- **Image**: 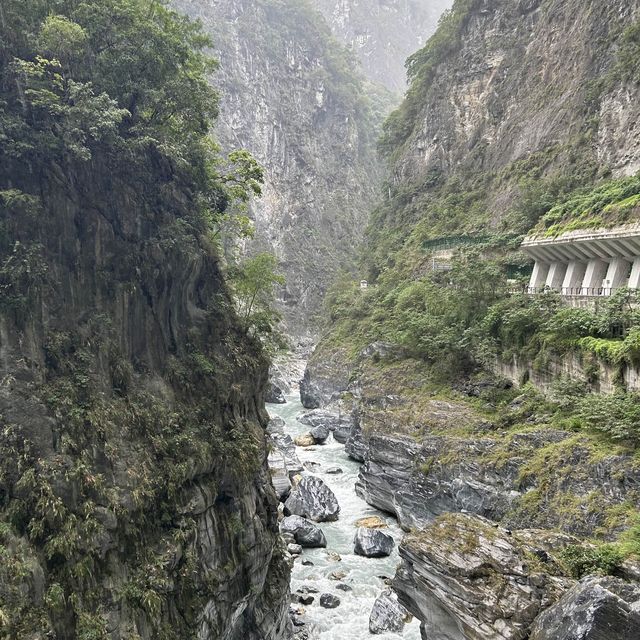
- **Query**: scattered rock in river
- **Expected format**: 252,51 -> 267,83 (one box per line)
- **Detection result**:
336,583 -> 353,592
329,570 -> 347,581
304,461 -> 321,472
294,434 -> 315,447
280,515 -> 327,548
298,594 -> 314,605
529,575 -> 640,640
287,543 -> 303,555
326,551 -> 341,562
302,560 -> 314,566
326,467 -> 343,475
285,476 -> 340,522
354,527 -> 394,558
320,594 -> 341,609
267,415 -> 286,434
310,424 -> 330,444
354,516 -> 387,529
369,589 -> 412,634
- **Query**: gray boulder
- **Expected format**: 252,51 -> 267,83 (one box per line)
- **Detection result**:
354,527 -> 394,558
369,590 -> 411,634
310,425 -> 330,444
267,415 -> 286,435
529,575 -> 640,640
270,433 -> 303,478
285,476 -> 340,522
320,593 -> 341,609
280,515 -> 327,548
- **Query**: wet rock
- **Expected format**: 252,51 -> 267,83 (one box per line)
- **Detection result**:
302,560 -> 314,566
310,424 -> 330,444
298,409 -> 353,438
326,467 -> 343,475
298,594 -> 314,606
354,527 -> 394,558
280,515 -> 327,548
294,434 -> 316,447
287,543 -> 303,555
394,514 -> 575,640
284,476 -> 340,522
320,594 -> 341,609
326,551 -> 341,562
529,575 -> 640,640
282,532 -> 296,544
329,570 -> 347,580
304,461 -> 321,472
354,516 -> 387,529
266,381 -> 286,404
336,583 -> 352,592
369,589 -> 411,634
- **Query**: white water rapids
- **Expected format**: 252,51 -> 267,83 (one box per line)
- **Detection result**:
268,395 -> 421,640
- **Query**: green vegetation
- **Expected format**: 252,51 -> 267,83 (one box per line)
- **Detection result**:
560,544 -> 624,579
0,1 -> 278,637
536,174 -> 640,236
229,252 -> 287,350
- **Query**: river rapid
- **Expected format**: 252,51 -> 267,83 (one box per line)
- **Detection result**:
268,395 -> 421,640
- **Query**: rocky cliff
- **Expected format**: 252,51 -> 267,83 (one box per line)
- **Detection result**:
172,0 -> 384,341
0,2 -> 290,637
315,0 -> 452,94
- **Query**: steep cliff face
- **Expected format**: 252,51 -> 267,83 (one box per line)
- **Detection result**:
173,0 -> 383,341
369,0 -> 640,259
315,0 -> 452,94
0,2 -> 290,637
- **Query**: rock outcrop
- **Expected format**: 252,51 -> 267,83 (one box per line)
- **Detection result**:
281,515 -> 327,548
369,589 -> 412,634
394,514 -> 576,640
353,527 -> 395,558
529,576 -> 640,640
284,476 -> 341,522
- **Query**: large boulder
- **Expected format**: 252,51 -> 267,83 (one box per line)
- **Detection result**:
333,425 -> 351,444
369,590 -> 411,634
529,576 -> 640,640
280,515 -> 327,548
285,476 -> 340,522
310,425 -> 330,444
354,527 -> 394,558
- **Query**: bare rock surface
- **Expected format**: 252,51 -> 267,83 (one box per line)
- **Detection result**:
284,476 -> 340,522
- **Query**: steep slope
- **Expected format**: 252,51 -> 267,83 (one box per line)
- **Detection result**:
173,0 -> 383,341
367,0 -> 640,272
0,1 -> 289,637
315,0 -> 452,94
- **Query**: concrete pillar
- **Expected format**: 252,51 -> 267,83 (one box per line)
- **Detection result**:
603,258 -> 631,294
545,262 -> 568,291
528,261 -> 550,291
561,261 -> 587,296
628,258 -> 640,289
581,259 -> 609,296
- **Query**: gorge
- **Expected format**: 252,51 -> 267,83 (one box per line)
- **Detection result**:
2,1 -> 640,639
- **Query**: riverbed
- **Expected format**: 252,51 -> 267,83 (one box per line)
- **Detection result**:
268,396 -> 421,640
